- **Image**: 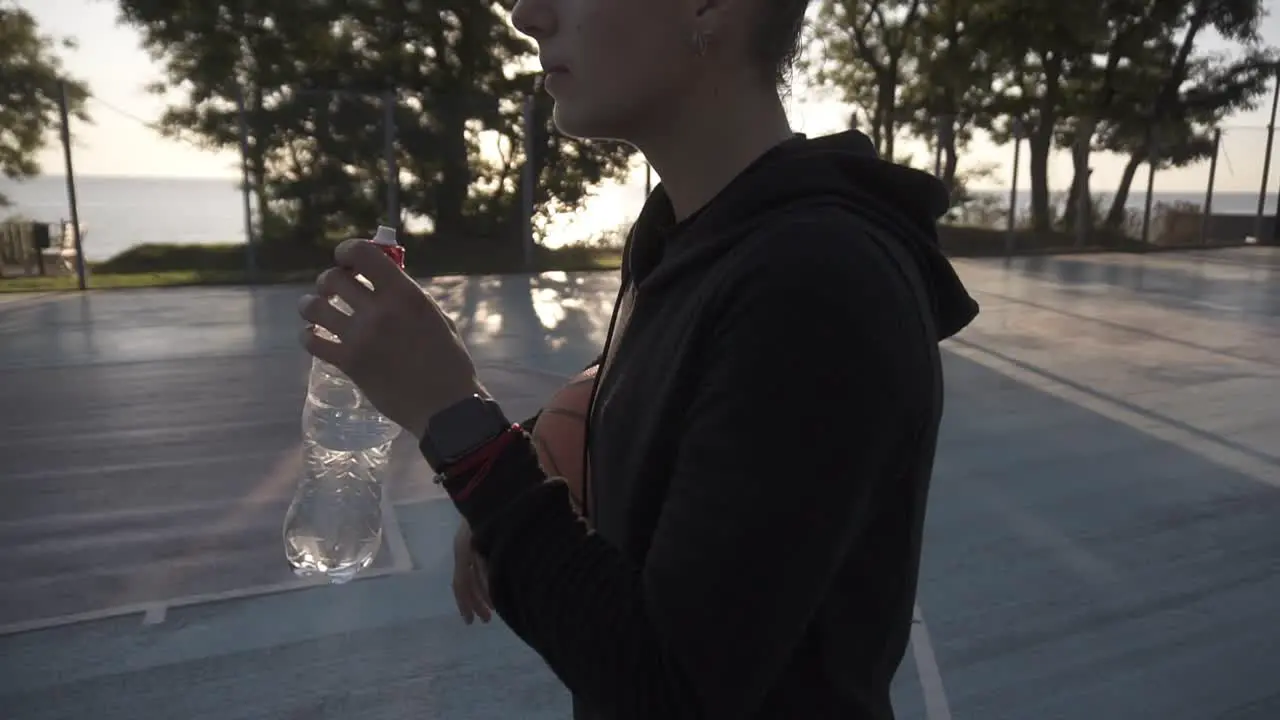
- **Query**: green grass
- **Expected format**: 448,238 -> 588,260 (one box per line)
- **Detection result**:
0,243 -> 623,294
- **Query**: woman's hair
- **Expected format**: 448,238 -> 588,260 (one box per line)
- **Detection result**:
751,0 -> 812,86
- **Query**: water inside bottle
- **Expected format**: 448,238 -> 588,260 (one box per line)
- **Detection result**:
284,228 -> 405,584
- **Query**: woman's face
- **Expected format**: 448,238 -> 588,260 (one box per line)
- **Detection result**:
511,0 -> 708,142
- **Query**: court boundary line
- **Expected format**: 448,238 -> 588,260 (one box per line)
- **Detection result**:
0,503 -> 415,638
0,291 -> 65,312
946,339 -> 1279,488
912,604 -> 953,720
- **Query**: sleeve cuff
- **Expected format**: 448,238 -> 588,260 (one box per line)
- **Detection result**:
442,429 -> 547,532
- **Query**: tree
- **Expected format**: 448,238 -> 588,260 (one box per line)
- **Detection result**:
1052,0 -> 1165,232
465,73 -> 633,249
967,0 -> 1107,232
0,4 -> 89,207
896,0 -> 1003,197
1090,0 -> 1276,229
809,0 -> 1100,229
808,0 -> 927,161
802,0 -> 1277,235
113,0 -> 633,254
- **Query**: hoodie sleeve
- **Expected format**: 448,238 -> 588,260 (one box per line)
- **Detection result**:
449,227 -> 927,720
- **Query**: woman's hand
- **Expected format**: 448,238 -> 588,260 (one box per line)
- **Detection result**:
297,238 -> 486,438
452,518 -> 493,624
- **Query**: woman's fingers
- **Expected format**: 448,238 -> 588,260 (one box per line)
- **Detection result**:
452,520 -> 494,625
298,294 -> 352,339
453,556 -> 492,625
452,523 -> 478,624
315,266 -> 375,312
471,556 -> 493,623
452,572 -> 475,624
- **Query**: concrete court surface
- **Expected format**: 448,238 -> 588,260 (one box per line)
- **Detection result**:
0,248 -> 1277,720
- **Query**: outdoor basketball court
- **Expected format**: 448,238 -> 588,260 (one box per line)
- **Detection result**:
0,248 -> 1276,719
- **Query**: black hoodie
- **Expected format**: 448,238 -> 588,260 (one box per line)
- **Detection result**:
445,131 -> 979,720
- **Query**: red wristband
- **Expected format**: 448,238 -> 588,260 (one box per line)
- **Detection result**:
435,424 -> 522,502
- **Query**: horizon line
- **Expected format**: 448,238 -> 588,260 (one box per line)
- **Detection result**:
3,172 -> 1274,199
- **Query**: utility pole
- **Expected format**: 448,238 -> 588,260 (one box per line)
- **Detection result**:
522,95 -> 537,271
935,115 -> 955,195
1006,118 -> 1023,256
236,83 -> 257,281
1201,128 -> 1221,245
382,89 -> 400,233
56,79 -> 87,291
1253,68 -> 1280,244
933,116 -> 944,178
1140,138 -> 1159,245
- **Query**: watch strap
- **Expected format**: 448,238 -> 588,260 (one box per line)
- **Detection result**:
417,394 -> 510,470
431,422 -> 521,492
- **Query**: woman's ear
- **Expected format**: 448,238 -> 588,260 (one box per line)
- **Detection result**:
687,0 -> 743,29
685,0 -> 754,60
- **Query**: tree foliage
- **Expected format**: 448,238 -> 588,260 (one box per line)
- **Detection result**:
112,0 -> 633,252
807,0 -> 927,162
807,0 -> 1277,233
0,4 -> 90,207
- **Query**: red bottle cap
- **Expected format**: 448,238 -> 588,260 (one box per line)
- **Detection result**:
370,225 -> 405,269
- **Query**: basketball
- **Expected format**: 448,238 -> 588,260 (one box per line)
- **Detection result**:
532,365 -> 597,505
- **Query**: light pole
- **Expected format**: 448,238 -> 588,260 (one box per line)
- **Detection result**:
1253,65 -> 1280,244
1006,117 -> 1023,256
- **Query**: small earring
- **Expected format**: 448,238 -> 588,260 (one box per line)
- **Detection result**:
692,30 -> 709,57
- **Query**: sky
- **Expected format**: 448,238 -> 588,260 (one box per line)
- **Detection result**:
19,0 -> 1280,242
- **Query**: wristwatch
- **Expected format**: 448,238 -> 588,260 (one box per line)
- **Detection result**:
418,394 -> 511,472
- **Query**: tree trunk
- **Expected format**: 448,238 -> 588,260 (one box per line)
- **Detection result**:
1063,179 -> 1079,230
433,110 -> 471,241
1028,130 -> 1053,233
250,83 -> 269,235
1064,116 -> 1096,241
881,66 -> 898,161
869,100 -> 886,157
1028,54 -> 1062,233
938,113 -> 959,198
1105,152 -> 1144,229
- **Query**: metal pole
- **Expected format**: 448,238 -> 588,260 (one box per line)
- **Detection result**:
1006,119 -> 1022,256
1200,128 -> 1220,246
57,80 -> 87,291
933,117 -> 943,178
235,83 -> 256,281
1140,141 -> 1158,245
936,115 -> 954,193
1253,70 -> 1280,243
521,95 -> 536,271
382,89 -> 400,232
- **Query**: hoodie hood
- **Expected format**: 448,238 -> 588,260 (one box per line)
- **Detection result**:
631,130 -> 979,340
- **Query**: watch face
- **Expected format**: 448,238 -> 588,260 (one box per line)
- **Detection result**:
428,395 -> 508,462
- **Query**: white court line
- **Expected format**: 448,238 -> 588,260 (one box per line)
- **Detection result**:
0,564 -> 407,637
0,291 -> 58,309
946,340 -> 1280,488
912,604 -> 953,720
142,604 -> 166,626
381,498 -> 415,574
0,504 -> 415,637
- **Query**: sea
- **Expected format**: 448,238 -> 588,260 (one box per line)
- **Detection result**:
1,175 -> 1277,262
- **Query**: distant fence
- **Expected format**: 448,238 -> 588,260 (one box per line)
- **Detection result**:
934,120 -> 1279,250
0,221 -> 84,278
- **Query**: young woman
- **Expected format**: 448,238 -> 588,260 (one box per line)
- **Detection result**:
297,0 -> 979,717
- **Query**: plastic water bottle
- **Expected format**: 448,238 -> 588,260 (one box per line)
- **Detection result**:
283,226 -> 406,583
